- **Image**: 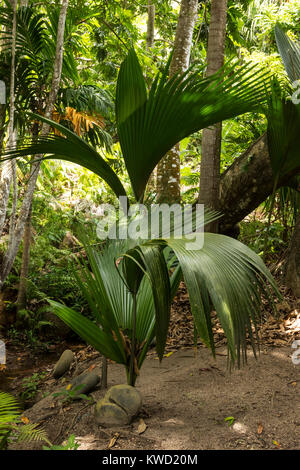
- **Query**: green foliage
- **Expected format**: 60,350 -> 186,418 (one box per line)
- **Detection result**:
52,384 -> 93,404
19,372 -> 47,403
2,48 -> 281,385
0,391 -> 50,450
43,434 -> 79,450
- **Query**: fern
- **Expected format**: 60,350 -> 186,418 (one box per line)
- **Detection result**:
0,392 -> 51,449
16,423 -> 52,446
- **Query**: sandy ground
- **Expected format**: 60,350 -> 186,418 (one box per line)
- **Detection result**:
4,343 -> 300,451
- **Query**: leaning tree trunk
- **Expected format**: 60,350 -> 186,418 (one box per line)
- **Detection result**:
284,213 -> 300,297
218,133 -> 300,235
198,0 -> 228,232
156,0 -> 198,204
0,0 -> 69,289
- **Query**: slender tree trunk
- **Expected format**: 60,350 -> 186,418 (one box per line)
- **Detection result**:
0,0 -> 69,289
146,1 -> 155,50
145,1 -> 157,197
0,0 -> 17,235
156,0 -> 198,204
0,105 -> 6,153
284,213 -> 300,297
16,202 -> 32,310
198,0 -> 228,232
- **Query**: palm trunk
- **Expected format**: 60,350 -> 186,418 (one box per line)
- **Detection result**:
198,0 -> 228,232
0,0 -> 69,289
156,0 -> 198,204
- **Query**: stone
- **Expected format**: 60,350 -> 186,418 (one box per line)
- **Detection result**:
94,385 -> 142,427
104,384 -> 142,418
41,311 -> 72,339
95,399 -> 130,426
53,349 -> 74,379
69,371 -> 100,398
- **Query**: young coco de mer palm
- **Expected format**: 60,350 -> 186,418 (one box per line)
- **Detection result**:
3,48 -> 280,385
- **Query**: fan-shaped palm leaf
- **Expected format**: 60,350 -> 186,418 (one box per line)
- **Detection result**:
3,48 -> 271,202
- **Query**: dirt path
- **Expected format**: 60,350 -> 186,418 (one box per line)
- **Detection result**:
5,344 -> 300,450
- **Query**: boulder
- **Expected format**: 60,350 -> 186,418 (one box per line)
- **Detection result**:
53,349 -> 74,379
94,399 -> 130,426
41,311 -> 72,339
69,371 -> 100,398
94,384 -> 142,427
105,384 -> 142,418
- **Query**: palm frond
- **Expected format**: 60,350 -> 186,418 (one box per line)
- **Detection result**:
116,49 -> 271,200
4,114 -> 127,200
275,25 -> 300,82
158,234 -> 280,364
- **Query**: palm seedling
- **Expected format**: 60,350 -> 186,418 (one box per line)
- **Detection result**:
3,48 -> 281,385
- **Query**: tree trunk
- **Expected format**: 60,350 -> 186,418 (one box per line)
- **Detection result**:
146,1 -> 155,50
198,0 -> 228,232
0,0 -> 17,235
145,1 -> 156,197
156,0 -> 198,204
16,202 -> 32,310
284,213 -> 300,297
0,0 -> 69,289
218,133 -> 300,235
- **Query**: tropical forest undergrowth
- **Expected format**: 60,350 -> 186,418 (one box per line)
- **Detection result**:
1,272 -> 299,451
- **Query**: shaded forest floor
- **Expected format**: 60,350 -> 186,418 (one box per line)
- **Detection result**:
1,281 -> 300,451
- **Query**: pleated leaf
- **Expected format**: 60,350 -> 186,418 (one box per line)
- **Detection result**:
136,244 -> 171,361
117,49 -> 271,200
267,93 -> 300,179
4,114 -> 127,200
275,25 -> 300,82
49,300 -> 126,364
164,234 -> 280,364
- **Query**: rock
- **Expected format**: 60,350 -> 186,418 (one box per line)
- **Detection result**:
69,371 -> 100,398
105,384 -> 142,418
53,350 -> 74,379
41,311 -> 72,339
94,399 -> 130,426
94,384 -> 142,427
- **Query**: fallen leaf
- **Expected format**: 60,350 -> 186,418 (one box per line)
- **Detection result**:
289,381 -> 297,387
21,416 -> 29,424
164,352 -> 174,358
66,384 -> 72,390
137,418 -> 147,434
108,432 -> 119,449
88,364 -> 96,372
257,423 -> 263,434
273,440 -> 281,448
